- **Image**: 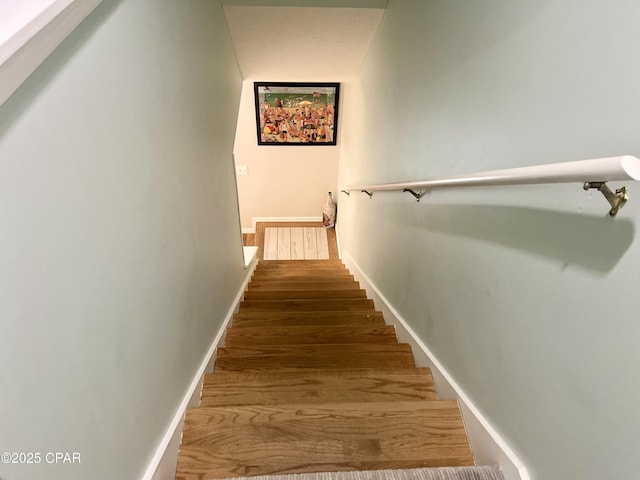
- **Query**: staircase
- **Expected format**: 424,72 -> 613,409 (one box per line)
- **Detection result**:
176,259 -> 479,480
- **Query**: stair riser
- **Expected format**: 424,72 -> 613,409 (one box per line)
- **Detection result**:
224,326 -> 398,346
206,367 -> 433,382
232,319 -> 386,329
258,260 -> 345,266
216,344 -> 412,357
256,262 -> 345,268
214,353 -> 415,373
248,281 -> 361,291
253,273 -> 350,278
253,269 -> 351,275
225,335 -> 398,346
243,290 -> 367,301
256,266 -> 346,270
233,311 -> 383,321
239,300 -> 375,312
250,277 -> 356,285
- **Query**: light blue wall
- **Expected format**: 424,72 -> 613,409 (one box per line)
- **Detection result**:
337,1 -> 640,479
0,1 -> 243,479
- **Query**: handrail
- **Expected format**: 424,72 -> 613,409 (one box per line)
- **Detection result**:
341,155 -> 640,216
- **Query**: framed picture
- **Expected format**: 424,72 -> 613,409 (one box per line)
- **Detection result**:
254,82 -> 340,146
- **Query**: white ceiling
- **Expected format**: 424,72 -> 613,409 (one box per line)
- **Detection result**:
223,5 -> 385,81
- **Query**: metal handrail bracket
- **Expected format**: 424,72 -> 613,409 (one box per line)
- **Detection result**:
342,156 -> 640,216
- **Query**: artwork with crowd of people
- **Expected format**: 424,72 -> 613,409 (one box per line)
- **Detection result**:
254,83 -> 340,145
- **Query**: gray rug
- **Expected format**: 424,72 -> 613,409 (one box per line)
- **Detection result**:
223,466 -> 504,480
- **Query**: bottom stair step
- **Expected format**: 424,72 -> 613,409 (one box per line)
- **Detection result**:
177,400 -> 473,479
216,466 -> 504,480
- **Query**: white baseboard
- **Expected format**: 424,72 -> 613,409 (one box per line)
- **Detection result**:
141,255 -> 258,480
342,251 -> 529,480
334,224 -> 342,260
242,216 -> 323,234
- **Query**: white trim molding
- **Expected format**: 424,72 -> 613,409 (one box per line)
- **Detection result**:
0,0 -> 103,107
334,224 -> 342,260
141,255 -> 258,480
242,246 -> 258,268
341,251 -> 530,480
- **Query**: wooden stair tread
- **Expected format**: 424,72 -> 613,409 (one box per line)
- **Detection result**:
255,263 -> 347,269
254,265 -> 349,270
252,271 -> 354,278
177,258 -> 474,480
183,399 -> 464,428
248,280 -> 361,291
258,260 -> 345,266
254,267 -> 349,274
244,289 -> 368,301
207,367 -> 432,382
256,266 -> 346,271
216,344 -> 412,357
214,351 -> 415,373
239,299 -> 375,312
251,275 -> 355,283
255,261 -> 346,267
201,368 -> 437,406
177,401 -> 473,478
250,276 -> 356,283
234,310 -> 383,321
224,325 -> 398,346
232,315 -> 385,328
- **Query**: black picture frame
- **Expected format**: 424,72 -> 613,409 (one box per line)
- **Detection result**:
254,82 -> 340,146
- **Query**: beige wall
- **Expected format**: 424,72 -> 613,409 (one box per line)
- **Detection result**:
234,80 -> 340,230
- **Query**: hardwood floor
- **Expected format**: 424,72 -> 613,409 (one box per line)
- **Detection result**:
176,260 -> 473,480
242,233 -> 256,246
